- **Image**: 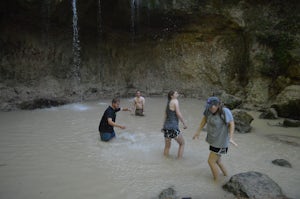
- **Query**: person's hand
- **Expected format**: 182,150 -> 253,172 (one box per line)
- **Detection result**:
230,138 -> 238,147
123,107 -> 131,112
119,125 -> 126,129
183,124 -> 187,129
193,133 -> 200,140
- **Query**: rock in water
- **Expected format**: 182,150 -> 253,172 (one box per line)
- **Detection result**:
223,171 -> 287,199
159,187 -> 177,199
272,159 -> 292,168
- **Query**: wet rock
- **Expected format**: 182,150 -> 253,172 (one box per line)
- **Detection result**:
18,98 -> 68,110
272,159 -> 292,168
219,92 -> 243,110
259,108 -> 278,119
223,171 -> 287,199
266,135 -> 300,147
271,99 -> 300,120
159,187 -> 178,199
232,110 -> 254,133
283,119 -> 300,127
275,85 -> 300,104
272,85 -> 300,120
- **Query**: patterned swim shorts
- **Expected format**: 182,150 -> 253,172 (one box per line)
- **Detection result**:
209,145 -> 228,155
162,129 -> 180,139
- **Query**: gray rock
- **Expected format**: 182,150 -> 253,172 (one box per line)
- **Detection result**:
283,119 -> 300,127
272,159 -> 292,168
271,100 -> 300,120
219,92 -> 243,110
18,98 -> 68,110
259,108 -> 278,119
158,187 -> 178,199
232,110 -> 254,133
223,171 -> 287,199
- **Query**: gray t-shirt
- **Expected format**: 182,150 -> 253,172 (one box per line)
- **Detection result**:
204,107 -> 233,148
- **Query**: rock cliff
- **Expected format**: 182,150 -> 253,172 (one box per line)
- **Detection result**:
0,0 -> 299,110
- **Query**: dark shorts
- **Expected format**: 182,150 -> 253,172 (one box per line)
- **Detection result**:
209,145 -> 228,155
162,129 -> 180,139
100,131 -> 116,142
135,109 -> 144,116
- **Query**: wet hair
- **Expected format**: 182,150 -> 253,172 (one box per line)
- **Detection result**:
167,90 -> 175,101
112,98 -> 120,104
165,90 -> 175,113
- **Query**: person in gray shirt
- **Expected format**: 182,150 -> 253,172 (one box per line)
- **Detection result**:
193,96 -> 237,182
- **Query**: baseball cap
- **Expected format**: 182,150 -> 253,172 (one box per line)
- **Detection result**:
206,96 -> 220,108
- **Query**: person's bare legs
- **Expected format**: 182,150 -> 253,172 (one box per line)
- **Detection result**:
174,134 -> 185,159
208,152 -> 221,181
164,138 -> 171,157
216,157 -> 227,177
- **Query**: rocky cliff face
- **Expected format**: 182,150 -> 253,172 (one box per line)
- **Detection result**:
0,0 -> 299,110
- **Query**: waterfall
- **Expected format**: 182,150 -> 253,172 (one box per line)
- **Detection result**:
130,0 -> 136,36
130,0 -> 142,37
42,0 -> 50,47
71,0 -> 82,100
97,0 -> 103,81
72,0 -> 81,87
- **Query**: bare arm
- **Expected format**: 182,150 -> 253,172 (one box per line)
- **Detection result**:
108,118 -> 126,129
132,98 -> 136,111
193,116 -> 207,140
228,120 -> 238,146
141,97 -> 145,111
121,107 -> 131,112
174,100 -> 187,129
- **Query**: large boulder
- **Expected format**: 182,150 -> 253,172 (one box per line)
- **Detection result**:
232,110 -> 254,133
220,92 -> 243,109
223,171 -> 287,199
18,98 -> 68,110
259,108 -> 278,119
275,85 -> 300,104
283,119 -> 300,127
271,99 -> 300,120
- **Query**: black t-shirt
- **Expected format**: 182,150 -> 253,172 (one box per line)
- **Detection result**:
99,106 -> 121,133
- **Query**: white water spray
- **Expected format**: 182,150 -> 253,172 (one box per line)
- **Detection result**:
72,0 -> 81,84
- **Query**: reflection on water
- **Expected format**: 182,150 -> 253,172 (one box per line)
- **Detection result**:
0,98 -> 299,199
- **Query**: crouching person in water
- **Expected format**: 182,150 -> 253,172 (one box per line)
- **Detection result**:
193,96 -> 237,182
162,91 -> 187,159
98,98 -> 131,142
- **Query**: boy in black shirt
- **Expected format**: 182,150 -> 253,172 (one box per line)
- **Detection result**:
99,98 -> 131,141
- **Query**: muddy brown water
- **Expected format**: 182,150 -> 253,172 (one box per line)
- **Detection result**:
0,97 -> 299,199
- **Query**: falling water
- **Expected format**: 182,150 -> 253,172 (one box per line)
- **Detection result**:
97,0 -> 103,82
130,0 -> 141,41
72,0 -> 81,87
42,0 -> 50,46
130,0 -> 136,36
